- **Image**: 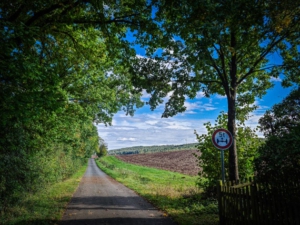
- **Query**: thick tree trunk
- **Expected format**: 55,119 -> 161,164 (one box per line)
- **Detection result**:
227,92 -> 239,181
227,31 -> 239,181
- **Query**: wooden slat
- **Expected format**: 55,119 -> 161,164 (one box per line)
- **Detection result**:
217,179 -> 300,225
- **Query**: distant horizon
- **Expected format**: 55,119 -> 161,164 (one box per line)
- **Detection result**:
108,142 -> 198,151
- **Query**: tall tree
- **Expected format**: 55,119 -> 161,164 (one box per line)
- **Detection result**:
132,0 -> 300,180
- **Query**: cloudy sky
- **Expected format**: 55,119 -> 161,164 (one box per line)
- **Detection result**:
96,78 -> 292,150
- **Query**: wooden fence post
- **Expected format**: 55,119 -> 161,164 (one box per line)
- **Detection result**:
250,180 -> 258,225
217,180 -> 224,225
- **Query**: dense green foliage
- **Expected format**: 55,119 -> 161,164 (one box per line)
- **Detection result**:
259,87 -> 300,137
255,88 -> 300,183
255,125 -> 300,183
97,157 -> 218,225
195,112 -> 262,194
109,143 -> 197,155
97,138 -> 108,157
0,0 -> 151,212
132,0 -> 300,180
0,113 -> 98,211
0,162 -> 87,225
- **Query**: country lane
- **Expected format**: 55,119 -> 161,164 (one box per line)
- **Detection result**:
59,158 -> 176,225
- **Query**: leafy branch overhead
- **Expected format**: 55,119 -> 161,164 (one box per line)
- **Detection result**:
1,0 -> 153,125
132,0 -> 300,180
134,0 -> 300,116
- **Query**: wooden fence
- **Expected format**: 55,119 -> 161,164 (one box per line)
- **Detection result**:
217,178 -> 300,225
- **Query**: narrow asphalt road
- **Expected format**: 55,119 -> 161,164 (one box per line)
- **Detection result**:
59,158 -> 176,225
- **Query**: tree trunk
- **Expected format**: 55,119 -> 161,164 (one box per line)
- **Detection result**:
227,30 -> 239,181
227,92 -> 239,181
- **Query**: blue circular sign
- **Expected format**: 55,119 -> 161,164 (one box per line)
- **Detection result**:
212,129 -> 233,150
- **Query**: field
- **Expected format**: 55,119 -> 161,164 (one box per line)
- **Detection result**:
116,150 -> 200,176
109,143 -> 197,155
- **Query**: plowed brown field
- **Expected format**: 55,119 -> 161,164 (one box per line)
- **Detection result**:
116,150 -> 200,176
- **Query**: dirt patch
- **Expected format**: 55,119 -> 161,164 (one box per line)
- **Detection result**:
116,150 -> 201,176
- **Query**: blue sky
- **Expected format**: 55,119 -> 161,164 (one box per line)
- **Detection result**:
96,76 -> 293,150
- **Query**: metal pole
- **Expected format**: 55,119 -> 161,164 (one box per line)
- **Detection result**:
220,150 -> 225,182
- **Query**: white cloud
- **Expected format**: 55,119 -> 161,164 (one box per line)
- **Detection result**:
183,110 -> 198,115
251,99 -> 270,111
215,94 -> 227,99
145,120 -> 157,125
117,137 -> 136,142
113,126 -> 135,130
196,91 -> 205,99
96,110 -> 213,150
200,103 -> 217,111
270,77 -> 282,82
141,89 -> 151,99
244,99 -> 272,137
184,102 -> 200,110
184,101 -> 217,112
96,93 -> 226,150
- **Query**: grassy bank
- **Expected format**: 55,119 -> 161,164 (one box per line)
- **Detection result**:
96,156 -> 218,225
0,162 -> 88,225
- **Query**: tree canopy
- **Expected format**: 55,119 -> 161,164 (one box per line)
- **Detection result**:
259,87 -> 300,137
132,0 -> 300,180
255,87 -> 300,183
0,0 -> 151,211
1,0 -> 152,126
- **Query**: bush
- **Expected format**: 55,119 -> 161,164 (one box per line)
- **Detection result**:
256,87 -> 300,184
255,124 -> 300,183
194,112 -> 261,195
0,116 -> 99,212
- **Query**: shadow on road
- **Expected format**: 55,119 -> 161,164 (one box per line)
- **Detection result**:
11,217 -> 175,225
66,195 -> 156,209
59,217 -> 175,225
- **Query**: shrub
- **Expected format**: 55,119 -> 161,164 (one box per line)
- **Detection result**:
195,112 -> 261,195
256,87 -> 300,184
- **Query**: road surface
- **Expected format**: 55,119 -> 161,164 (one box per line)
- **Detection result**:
60,158 -> 176,225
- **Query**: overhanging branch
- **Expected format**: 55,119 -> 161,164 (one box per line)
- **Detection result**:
173,78 -> 222,85
25,1 -> 71,26
237,34 -> 285,85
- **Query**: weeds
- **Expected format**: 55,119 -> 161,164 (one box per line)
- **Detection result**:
0,163 -> 87,225
121,170 -> 129,178
139,175 -> 151,184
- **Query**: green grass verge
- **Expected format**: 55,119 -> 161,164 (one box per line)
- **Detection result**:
0,161 -> 88,225
96,156 -> 219,225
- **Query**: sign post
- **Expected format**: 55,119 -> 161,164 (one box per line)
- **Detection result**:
212,129 -> 233,182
